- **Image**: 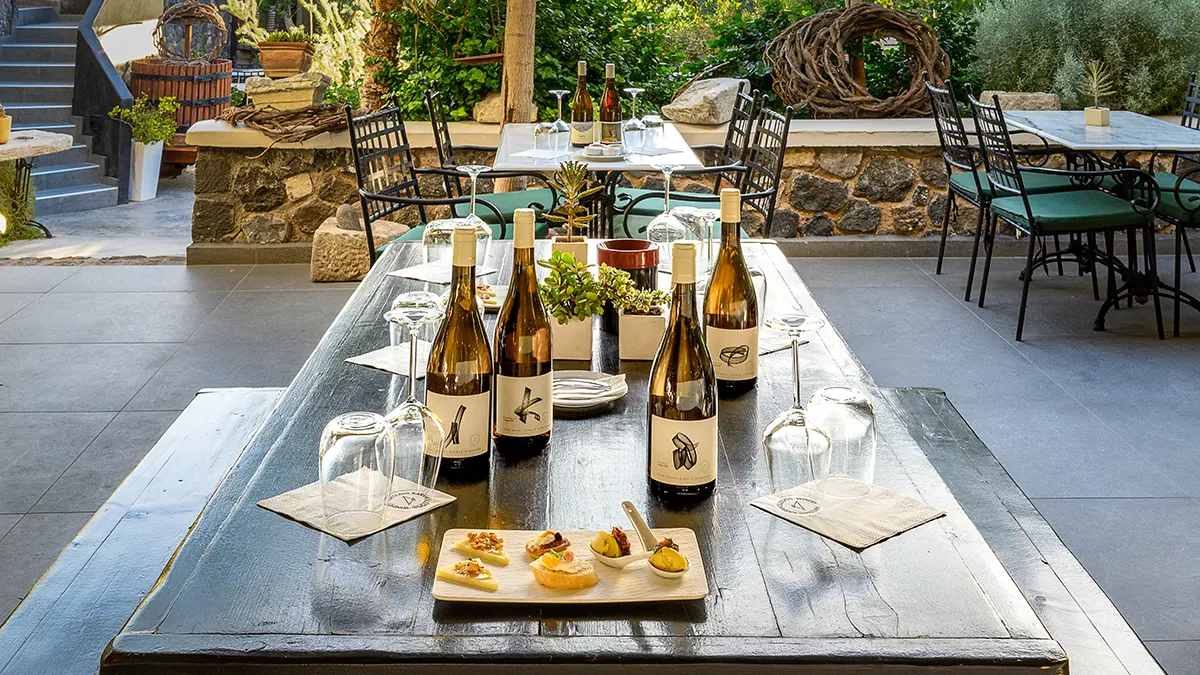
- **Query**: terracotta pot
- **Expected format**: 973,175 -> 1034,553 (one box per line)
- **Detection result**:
258,42 -> 314,78
0,115 -> 10,144
598,238 -> 659,334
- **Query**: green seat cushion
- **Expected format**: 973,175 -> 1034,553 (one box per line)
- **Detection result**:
950,170 -> 1083,199
991,189 -> 1148,234
1100,171 -> 1200,196
617,214 -> 749,239
392,218 -> 550,243
615,187 -> 721,218
452,188 -> 557,224
1153,189 -> 1200,222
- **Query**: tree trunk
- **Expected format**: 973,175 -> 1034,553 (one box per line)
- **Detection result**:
495,0 -> 536,193
363,0 -> 403,111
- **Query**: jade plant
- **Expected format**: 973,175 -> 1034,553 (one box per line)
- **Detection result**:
545,160 -> 603,241
107,95 -> 181,145
537,250 -> 603,325
598,264 -> 669,316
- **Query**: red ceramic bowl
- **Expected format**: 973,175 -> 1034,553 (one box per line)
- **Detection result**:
597,239 -> 659,270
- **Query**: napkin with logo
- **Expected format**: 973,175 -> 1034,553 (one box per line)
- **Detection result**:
259,472 -> 455,542
750,477 -> 946,550
345,340 -> 431,378
387,260 -> 497,285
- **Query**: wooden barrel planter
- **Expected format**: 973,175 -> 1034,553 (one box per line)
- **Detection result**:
129,58 -> 233,131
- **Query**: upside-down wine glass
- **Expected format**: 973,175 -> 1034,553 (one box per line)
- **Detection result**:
623,87 -> 646,133
761,313 -> 828,502
550,89 -> 571,133
645,163 -> 687,267
383,292 -> 447,505
320,412 -> 397,537
458,163 -> 495,263
806,386 -> 876,500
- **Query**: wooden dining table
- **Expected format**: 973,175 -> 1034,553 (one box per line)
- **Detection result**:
100,241 -> 1067,674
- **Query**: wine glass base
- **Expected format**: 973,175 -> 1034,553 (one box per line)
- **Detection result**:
816,473 -> 872,500
323,511 -> 385,538
552,120 -> 570,133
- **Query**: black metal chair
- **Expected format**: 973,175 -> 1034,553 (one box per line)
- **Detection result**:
615,84 -> 760,224
969,93 -> 1164,340
424,83 -> 558,234
620,97 -> 792,238
344,105 -> 507,265
924,75 -> 1086,304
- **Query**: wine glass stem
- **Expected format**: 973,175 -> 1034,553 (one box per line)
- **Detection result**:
407,326 -> 420,404
790,337 -> 803,408
631,93 -> 637,120
557,94 -> 564,122
469,174 -> 478,217
663,170 -> 672,213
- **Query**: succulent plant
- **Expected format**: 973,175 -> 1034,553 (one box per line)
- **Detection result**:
598,264 -> 669,316
537,250 -> 603,325
545,160 -> 603,240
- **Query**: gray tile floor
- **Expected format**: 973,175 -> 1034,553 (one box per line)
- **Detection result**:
0,264 -> 354,619
0,255 -> 1197,672
795,254 -> 1200,672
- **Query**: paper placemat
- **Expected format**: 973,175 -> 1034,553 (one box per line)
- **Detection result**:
511,148 -> 571,160
759,329 -> 792,356
388,261 -> 498,285
751,476 -> 946,550
346,341 -> 431,378
259,470 -> 455,542
631,146 -> 677,157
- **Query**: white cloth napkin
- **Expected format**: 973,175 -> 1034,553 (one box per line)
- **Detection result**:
630,146 -> 677,157
751,476 -> 946,550
511,148 -> 571,160
345,341 -> 431,378
387,261 -> 498,285
259,471 -> 455,542
759,329 -> 793,356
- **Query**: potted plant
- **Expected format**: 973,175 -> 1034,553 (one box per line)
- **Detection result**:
545,160 -> 602,262
1079,60 -> 1115,127
108,95 -> 181,202
538,250 -> 603,361
257,27 -> 315,78
0,103 -> 10,144
599,264 -> 670,360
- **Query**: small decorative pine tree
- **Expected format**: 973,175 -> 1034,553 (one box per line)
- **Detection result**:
1079,60 -> 1116,109
545,160 -> 603,241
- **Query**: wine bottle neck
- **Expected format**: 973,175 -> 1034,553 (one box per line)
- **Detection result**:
449,264 -> 475,310
721,220 -> 740,249
670,280 -> 699,324
511,246 -> 536,287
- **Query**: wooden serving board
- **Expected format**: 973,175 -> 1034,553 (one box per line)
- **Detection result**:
431,528 -> 708,604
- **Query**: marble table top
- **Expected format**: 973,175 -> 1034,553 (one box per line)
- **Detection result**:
0,129 -> 73,162
492,122 -> 703,172
1004,110 -> 1200,152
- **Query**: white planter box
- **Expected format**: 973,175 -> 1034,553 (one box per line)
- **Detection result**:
551,237 -> 588,265
131,140 -> 163,201
619,312 -> 666,361
551,316 -> 593,362
1084,107 -> 1110,127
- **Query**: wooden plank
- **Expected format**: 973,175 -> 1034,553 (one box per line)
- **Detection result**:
0,387 -> 283,675
101,242 -> 1065,673
884,387 -> 1165,675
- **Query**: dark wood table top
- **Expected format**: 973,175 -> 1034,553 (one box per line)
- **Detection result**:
102,241 -> 1066,674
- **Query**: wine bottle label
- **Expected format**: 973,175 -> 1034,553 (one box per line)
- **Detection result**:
706,325 -> 758,381
599,121 -> 622,144
495,372 -> 553,437
571,119 -> 594,145
649,415 -> 718,486
426,390 -> 491,459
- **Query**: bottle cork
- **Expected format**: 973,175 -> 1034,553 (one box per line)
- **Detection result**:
605,63 -> 615,79
452,227 -> 476,268
513,208 -> 535,249
672,241 -> 697,284
578,60 -> 586,76
720,188 -> 741,224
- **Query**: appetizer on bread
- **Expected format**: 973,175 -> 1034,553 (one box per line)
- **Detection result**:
436,557 -> 500,591
529,550 -> 598,590
454,531 -> 510,566
525,530 -> 571,559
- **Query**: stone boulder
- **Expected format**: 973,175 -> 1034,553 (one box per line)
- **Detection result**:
662,78 -> 751,125
979,91 -> 1060,111
246,72 -> 330,111
310,216 -> 410,282
472,92 -> 537,124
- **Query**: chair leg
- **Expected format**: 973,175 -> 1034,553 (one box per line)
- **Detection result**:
1087,232 -> 1100,301
936,190 -> 954,275
1053,235 -> 1064,276
1182,226 -> 1197,273
1016,232 -> 1038,341
964,198 -> 984,302
978,210 -> 997,308
1105,229 -> 1117,304
1144,223 -> 1165,340
1175,225 -> 1184,337
1126,228 -> 1137,308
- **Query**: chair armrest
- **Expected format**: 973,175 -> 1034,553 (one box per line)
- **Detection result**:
451,144 -> 498,153
359,189 -> 508,228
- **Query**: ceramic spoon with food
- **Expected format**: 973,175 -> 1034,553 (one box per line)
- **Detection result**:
621,501 -> 689,579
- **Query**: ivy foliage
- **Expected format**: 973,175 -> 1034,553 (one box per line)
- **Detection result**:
108,95 -> 181,145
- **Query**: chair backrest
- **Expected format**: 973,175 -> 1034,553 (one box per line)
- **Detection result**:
968,94 -> 1034,220
1175,72 -> 1200,170
711,84 -> 760,192
345,105 -> 426,253
740,102 -> 794,230
924,74 -> 980,178
424,83 -> 466,198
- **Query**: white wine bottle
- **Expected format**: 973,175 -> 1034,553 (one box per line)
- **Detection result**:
493,208 -> 553,455
704,188 -> 759,397
647,241 -> 718,499
426,227 -> 493,479
569,60 -> 594,148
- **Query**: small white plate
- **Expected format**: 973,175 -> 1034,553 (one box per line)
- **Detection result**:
575,149 -> 630,162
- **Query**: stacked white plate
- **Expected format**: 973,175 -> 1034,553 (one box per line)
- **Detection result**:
553,371 -> 628,410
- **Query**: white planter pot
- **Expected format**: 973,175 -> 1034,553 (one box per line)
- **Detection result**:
131,140 -> 164,201
551,237 -> 589,265
618,312 -> 666,361
551,316 -> 593,362
1084,107 -> 1110,127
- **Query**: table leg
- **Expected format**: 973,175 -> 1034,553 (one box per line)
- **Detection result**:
14,158 -> 51,238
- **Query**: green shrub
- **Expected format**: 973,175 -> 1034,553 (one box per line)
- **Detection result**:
0,160 -> 38,248
108,95 -> 180,145
971,0 -> 1200,115
324,59 -> 362,108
